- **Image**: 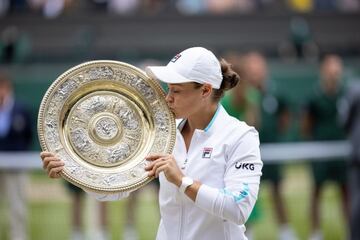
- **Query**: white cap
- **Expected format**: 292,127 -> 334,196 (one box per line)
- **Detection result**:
146,47 -> 223,89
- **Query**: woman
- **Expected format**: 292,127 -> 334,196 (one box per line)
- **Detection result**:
41,47 -> 263,240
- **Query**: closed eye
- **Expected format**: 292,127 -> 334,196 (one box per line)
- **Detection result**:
169,89 -> 181,94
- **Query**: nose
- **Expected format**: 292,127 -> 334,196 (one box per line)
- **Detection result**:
165,92 -> 173,104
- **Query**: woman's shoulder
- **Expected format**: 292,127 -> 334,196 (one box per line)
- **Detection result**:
222,113 -> 258,138
213,105 -> 259,141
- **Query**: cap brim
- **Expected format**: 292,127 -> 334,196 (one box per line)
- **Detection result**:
146,66 -> 193,85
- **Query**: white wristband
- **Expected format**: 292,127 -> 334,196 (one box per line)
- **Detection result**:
179,176 -> 194,193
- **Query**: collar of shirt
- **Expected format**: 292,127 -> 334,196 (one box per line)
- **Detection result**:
176,104 -> 223,135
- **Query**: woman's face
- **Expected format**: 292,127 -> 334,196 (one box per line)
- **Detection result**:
165,83 -> 204,119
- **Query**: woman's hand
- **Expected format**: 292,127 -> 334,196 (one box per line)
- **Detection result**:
145,154 -> 184,187
40,151 -> 65,178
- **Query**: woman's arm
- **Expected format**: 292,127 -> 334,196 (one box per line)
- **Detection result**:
188,129 -> 262,225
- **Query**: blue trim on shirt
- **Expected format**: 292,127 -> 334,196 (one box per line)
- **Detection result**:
220,183 -> 250,203
204,105 -> 220,132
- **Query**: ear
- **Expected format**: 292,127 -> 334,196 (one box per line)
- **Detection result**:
201,84 -> 213,98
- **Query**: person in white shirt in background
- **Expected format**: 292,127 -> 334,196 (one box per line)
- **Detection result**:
0,70 -> 33,240
41,47 -> 263,240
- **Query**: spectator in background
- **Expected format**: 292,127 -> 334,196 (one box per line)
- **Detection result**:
27,0 -> 74,18
0,26 -> 19,63
107,0 -> 139,15
338,0 -> 360,12
90,0 -> 166,16
0,0 -> 28,15
221,52 -> 257,126
0,0 -> 9,16
0,26 -> 31,64
176,0 -> 207,14
341,80 -> 360,240
0,69 -> 33,240
302,55 -> 349,240
176,0 -> 258,15
314,0 -> 337,11
287,0 -> 313,12
65,183 -> 109,240
242,52 -> 298,240
278,17 -> 319,63
140,0 -> 166,15
206,0 -> 256,14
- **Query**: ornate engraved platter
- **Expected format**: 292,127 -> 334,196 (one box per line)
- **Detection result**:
38,61 -> 176,193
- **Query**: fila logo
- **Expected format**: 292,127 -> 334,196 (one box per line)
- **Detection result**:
170,53 -> 181,63
235,162 -> 255,171
202,147 -> 213,158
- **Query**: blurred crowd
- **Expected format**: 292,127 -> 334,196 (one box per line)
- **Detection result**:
0,0 -> 359,18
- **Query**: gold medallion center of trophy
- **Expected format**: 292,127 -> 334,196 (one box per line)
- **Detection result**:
89,113 -> 122,144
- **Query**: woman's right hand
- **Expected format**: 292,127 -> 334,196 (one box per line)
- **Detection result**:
40,151 -> 65,178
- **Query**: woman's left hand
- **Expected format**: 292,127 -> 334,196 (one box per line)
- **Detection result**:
145,154 -> 184,187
